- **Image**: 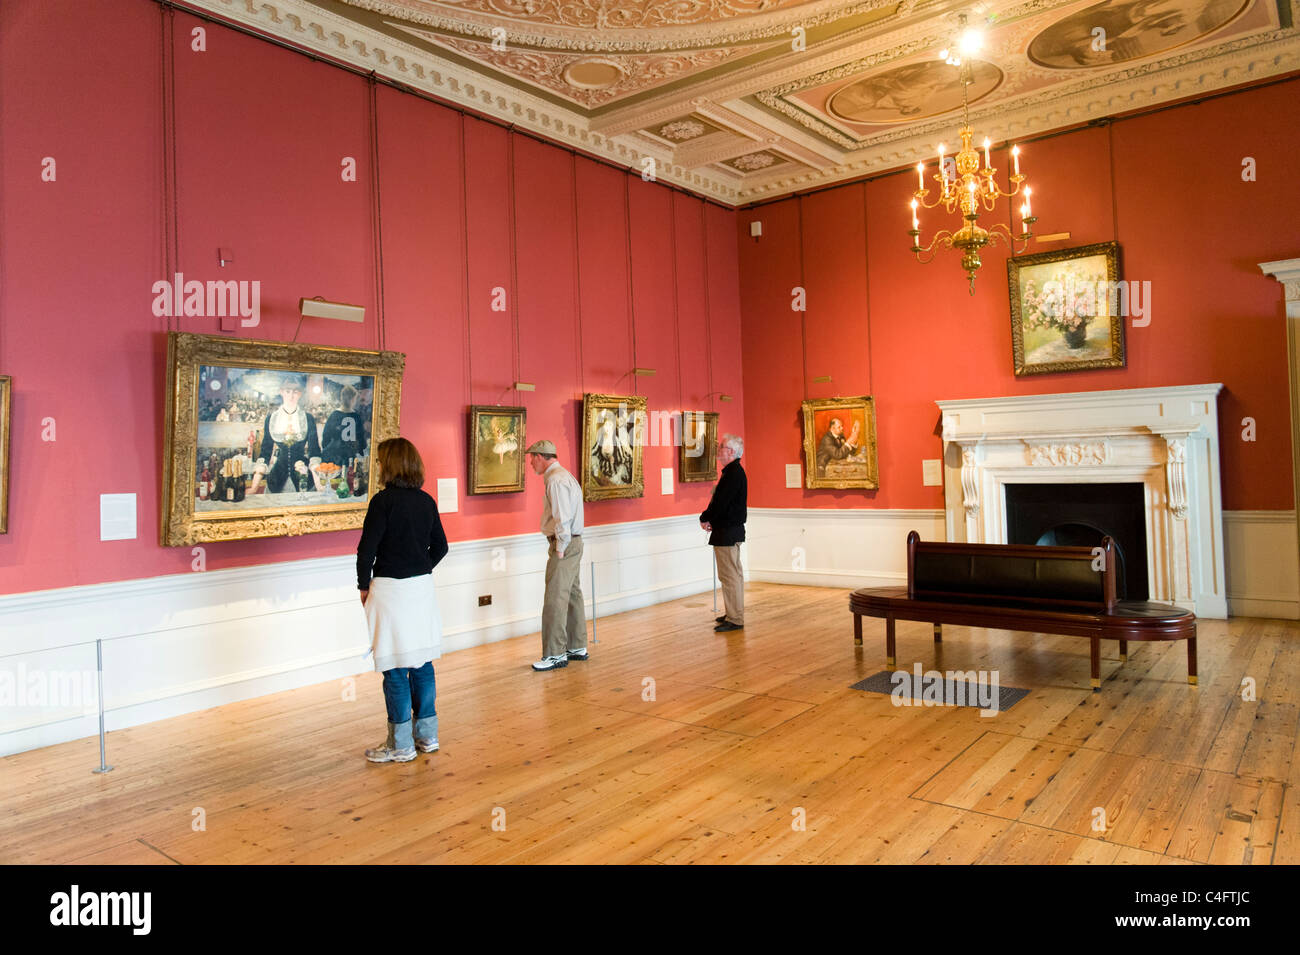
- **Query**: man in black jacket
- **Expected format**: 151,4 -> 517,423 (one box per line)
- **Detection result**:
700,434 -> 747,632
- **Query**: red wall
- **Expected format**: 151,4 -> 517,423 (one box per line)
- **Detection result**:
737,79 -> 1299,512
0,0 -> 745,594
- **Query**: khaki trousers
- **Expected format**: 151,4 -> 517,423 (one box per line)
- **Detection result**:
713,543 -> 744,626
542,536 -> 586,658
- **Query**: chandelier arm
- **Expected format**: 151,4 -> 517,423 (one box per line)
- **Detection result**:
915,190 -> 953,212
910,229 -> 954,263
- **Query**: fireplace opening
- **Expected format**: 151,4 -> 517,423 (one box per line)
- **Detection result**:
1005,483 -> 1148,600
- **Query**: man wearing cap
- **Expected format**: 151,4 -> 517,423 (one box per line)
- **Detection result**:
525,439 -> 587,671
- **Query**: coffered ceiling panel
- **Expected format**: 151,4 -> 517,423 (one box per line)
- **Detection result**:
199,0 -> 1300,204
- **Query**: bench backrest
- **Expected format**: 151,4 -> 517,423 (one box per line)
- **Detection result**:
906,531 -> 1117,612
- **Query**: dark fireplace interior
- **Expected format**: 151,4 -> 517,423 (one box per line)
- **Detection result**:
1004,483 -> 1148,601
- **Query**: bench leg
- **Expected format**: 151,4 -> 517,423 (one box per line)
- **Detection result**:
854,613 -> 862,647
1188,635 -> 1198,686
885,617 -> 896,669
933,623 -> 942,644
1090,636 -> 1100,692
1119,638 -> 1127,663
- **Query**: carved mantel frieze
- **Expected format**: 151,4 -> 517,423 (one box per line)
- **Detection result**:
1024,440 -> 1110,467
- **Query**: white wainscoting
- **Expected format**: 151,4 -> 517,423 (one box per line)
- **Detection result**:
748,507 -> 1298,619
746,508 -> 947,589
1224,510 -> 1300,619
0,514 -> 716,757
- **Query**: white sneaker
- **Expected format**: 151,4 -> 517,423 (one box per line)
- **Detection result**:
415,738 -> 439,753
365,743 -> 416,763
566,647 -> 589,661
531,655 -> 569,671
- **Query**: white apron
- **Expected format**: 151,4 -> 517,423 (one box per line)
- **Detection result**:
364,574 -> 443,673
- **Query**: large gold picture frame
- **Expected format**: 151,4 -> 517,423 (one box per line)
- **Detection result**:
468,405 -> 526,495
161,332 -> 405,545
801,396 -> 879,490
0,375 -> 10,534
1008,241 -> 1125,377
678,410 -> 719,483
580,392 -> 647,501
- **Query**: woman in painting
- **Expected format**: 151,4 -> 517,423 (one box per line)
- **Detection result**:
490,417 -> 518,465
321,383 -> 365,468
254,373 -> 322,494
356,437 -> 448,763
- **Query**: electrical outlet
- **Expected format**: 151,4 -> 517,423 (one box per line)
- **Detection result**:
478,595 -> 492,607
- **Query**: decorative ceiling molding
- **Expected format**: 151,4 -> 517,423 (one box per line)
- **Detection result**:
190,0 -> 1300,206
354,0 -> 899,52
194,0 -> 742,201
412,31 -> 771,108
738,25 -> 1300,199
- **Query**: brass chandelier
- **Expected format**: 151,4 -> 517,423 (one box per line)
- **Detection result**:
908,20 -> 1037,295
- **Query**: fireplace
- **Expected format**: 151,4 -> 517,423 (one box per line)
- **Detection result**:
936,384 -> 1227,617
1005,483 -> 1148,600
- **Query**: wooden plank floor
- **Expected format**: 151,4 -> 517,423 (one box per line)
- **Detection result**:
1,582 -> 1296,864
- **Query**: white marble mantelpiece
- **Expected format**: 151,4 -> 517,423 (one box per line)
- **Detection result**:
936,384 -> 1227,618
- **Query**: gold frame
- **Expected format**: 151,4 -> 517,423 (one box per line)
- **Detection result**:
801,396 -> 879,490
678,410 -> 719,483
0,376 -> 10,535
161,332 -> 405,546
1008,240 -> 1125,377
467,405 -> 527,495
580,392 -> 647,501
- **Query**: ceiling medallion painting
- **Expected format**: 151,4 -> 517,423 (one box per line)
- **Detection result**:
1028,0 -> 1253,69
827,59 -> 1003,125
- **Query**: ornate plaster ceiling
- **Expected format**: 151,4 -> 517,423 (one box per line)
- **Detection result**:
198,0 -> 1300,204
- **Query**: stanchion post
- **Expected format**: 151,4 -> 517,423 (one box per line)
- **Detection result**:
589,561 -> 598,645
92,638 -> 113,775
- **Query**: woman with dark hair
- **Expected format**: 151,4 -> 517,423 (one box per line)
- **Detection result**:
356,437 -> 448,763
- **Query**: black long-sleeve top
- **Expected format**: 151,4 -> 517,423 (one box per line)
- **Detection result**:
356,486 -> 449,590
700,458 -> 747,546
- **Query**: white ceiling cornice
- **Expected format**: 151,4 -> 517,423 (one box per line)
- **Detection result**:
193,0 -> 744,202
187,0 -> 1300,206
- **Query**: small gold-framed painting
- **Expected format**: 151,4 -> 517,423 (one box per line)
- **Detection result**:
801,396 -> 878,489
581,392 -> 647,501
1008,241 -> 1125,376
0,375 -> 10,534
468,405 -> 526,494
161,332 -> 405,546
678,410 -> 719,483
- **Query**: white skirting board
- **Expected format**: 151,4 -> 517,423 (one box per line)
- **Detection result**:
0,514 -> 718,757
746,507 -> 1298,619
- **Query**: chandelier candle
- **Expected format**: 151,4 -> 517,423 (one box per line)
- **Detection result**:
907,64 -> 1040,295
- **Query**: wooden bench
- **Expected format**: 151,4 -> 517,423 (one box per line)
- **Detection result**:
849,531 -> 1197,691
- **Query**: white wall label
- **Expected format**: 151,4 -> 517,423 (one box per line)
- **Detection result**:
437,478 -> 459,513
100,493 -> 137,541
785,464 -> 802,489
922,459 -> 943,487
660,467 -> 673,495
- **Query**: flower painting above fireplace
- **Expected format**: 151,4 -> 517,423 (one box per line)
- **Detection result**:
1008,241 -> 1125,376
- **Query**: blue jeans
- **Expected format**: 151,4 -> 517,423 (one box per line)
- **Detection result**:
381,662 -> 438,742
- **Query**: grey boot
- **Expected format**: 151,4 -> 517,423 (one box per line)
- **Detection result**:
364,720 -> 416,763
414,713 -> 439,753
